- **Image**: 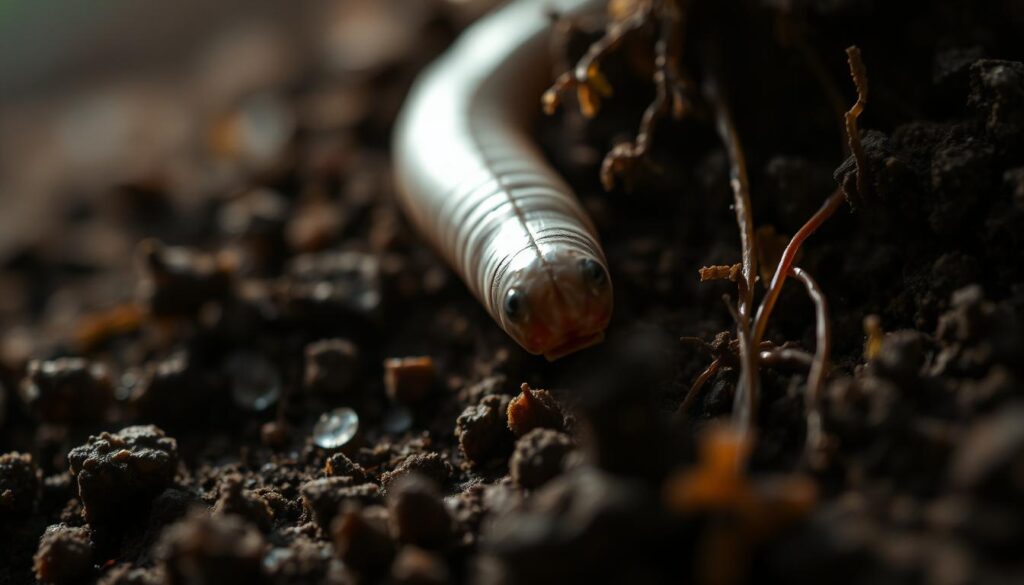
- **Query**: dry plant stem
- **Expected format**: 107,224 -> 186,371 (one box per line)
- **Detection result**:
751,189 -> 844,349
702,78 -> 759,434
844,46 -> 869,198
544,1 -> 654,117
600,0 -> 692,189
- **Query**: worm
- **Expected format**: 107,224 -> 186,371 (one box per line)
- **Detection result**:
393,0 -> 611,360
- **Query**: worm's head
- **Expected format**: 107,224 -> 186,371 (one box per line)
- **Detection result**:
498,250 -> 613,360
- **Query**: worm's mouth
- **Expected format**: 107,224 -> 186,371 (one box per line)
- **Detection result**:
542,331 -> 606,361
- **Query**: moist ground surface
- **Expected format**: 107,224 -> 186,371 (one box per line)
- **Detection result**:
2,1 -> 1024,584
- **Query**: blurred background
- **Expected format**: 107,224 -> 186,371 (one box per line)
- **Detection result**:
0,0 -> 499,358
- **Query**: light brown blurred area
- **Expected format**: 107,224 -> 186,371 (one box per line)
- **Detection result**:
0,0 -> 498,257
0,0 -> 499,359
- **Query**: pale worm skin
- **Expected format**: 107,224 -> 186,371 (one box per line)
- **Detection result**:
393,0 -> 611,360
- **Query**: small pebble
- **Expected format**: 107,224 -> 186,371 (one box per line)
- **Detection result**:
226,351 -> 282,411
384,356 -> 435,406
312,408 -> 360,449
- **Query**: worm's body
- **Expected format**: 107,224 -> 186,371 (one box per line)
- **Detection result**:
394,0 -> 611,360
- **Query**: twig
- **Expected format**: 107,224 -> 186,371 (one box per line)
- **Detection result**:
702,76 -> 760,437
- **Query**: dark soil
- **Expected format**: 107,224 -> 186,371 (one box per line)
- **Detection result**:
2,0 -> 1024,584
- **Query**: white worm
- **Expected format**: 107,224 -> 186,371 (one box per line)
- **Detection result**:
393,0 -> 611,360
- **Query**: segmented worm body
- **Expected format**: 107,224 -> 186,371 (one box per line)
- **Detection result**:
394,0 -> 611,360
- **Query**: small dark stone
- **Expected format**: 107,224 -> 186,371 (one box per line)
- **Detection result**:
156,511 -> 267,585
387,475 -> 453,550
380,452 -> 452,492
455,394 -> 513,467
300,478 -> 381,528
66,425 -> 178,523
20,358 -> 113,424
0,451 -> 39,518
34,524 -> 94,585
509,429 -> 575,490
304,338 -> 360,396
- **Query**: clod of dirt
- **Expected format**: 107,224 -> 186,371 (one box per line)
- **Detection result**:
262,537 -> 340,585
949,402 -> 1024,495
213,475 -> 274,532
506,384 -> 566,437
0,452 -> 39,518
33,524 -> 94,585
390,546 -> 449,585
66,425 -> 178,523
455,394 -> 514,468
96,564 -> 159,585
300,477 -> 381,529
331,504 -> 395,577
969,60 -> 1024,149
136,239 -> 233,317
509,429 -> 575,490
304,338 -> 360,396
127,352 -> 223,429
479,466 -> 665,584
325,452 -> 372,483
20,358 -> 113,424
156,511 -> 267,585
383,356 -> 436,406
872,330 -> 929,383
386,474 -> 453,550
380,452 -> 452,492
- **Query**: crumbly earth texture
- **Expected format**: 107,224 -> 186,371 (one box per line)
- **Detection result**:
1,0 -> 1024,584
